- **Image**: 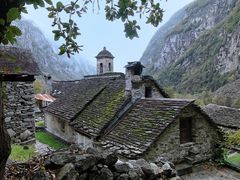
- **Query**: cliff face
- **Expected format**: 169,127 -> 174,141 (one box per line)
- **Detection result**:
141,0 -> 240,93
12,20 -> 94,80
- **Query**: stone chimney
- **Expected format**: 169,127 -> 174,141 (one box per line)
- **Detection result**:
96,47 -> 114,75
125,61 -> 145,101
43,74 -> 52,94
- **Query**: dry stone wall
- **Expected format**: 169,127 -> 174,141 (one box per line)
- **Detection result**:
4,81 -> 35,144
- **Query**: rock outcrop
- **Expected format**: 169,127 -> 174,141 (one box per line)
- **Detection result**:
141,0 -> 240,93
5,148 -> 180,180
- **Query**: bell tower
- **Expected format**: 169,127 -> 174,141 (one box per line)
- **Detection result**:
96,47 -> 114,75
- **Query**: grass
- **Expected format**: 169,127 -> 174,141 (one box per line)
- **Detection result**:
10,144 -> 36,162
35,130 -> 68,150
225,153 -> 240,167
35,120 -> 44,127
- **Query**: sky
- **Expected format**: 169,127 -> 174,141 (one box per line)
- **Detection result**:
23,0 -> 195,72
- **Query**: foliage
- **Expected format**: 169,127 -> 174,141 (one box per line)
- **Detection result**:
9,144 -> 36,162
33,79 -> 44,94
0,0 -> 164,57
35,120 -> 44,127
225,153 -> 240,167
36,130 -> 68,150
227,130 -> 240,147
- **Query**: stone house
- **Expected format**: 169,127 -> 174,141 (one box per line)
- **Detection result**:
0,46 -> 41,144
45,47 -> 221,164
203,104 -> 240,133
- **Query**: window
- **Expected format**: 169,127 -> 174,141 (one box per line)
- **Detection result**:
145,87 -> 152,98
61,121 -> 65,132
108,63 -> 111,71
100,63 -> 103,73
180,117 -> 193,144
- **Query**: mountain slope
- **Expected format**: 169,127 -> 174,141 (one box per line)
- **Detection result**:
141,0 -> 240,93
12,20 -> 94,80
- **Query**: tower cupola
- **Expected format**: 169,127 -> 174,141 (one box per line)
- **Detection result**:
96,47 -> 114,74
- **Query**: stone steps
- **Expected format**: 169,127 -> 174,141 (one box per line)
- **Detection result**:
176,162 -> 193,176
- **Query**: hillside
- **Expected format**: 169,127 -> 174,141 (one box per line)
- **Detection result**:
12,20 -> 94,80
141,0 -> 240,93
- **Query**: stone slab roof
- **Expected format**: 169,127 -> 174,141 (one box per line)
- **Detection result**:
95,47 -> 114,59
203,104 -> 240,129
101,98 -> 194,158
0,46 -> 40,75
70,78 -> 130,137
45,78 -> 114,121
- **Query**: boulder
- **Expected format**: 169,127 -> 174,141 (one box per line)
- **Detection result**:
162,162 -> 177,178
20,130 -> 32,141
57,163 -> 79,180
116,173 -> 130,180
114,161 -> 131,173
32,171 -> 50,180
135,159 -> 154,177
7,128 -> 16,138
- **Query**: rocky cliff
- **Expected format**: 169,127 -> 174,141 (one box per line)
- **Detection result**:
141,0 -> 240,93
12,20 -> 94,80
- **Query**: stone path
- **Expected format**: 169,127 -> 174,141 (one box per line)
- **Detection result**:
182,164 -> 240,180
35,140 -> 53,154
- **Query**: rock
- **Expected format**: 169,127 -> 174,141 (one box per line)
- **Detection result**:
116,173 -> 130,180
32,171 -> 50,180
99,166 -> 113,180
104,152 -> 118,167
170,176 -> 182,180
114,161 -> 131,173
74,154 -> 98,172
5,117 -> 11,123
86,147 -> 98,155
57,163 -> 79,180
46,152 -> 76,168
7,128 -> 16,138
135,159 -> 154,177
150,163 -> 162,176
20,129 -> 32,141
162,162 -> 177,178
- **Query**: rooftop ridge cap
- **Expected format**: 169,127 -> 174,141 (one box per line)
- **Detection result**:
141,98 -> 195,102
205,103 -> 240,111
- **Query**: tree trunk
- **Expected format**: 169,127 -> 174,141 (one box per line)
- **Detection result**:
0,78 -> 11,179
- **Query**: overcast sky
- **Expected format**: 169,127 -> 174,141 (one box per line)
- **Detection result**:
23,0 -> 195,72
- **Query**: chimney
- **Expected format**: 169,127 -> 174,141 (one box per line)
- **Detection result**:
125,61 -> 145,101
44,74 -> 52,94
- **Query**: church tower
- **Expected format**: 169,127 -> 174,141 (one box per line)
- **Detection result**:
96,47 -> 114,75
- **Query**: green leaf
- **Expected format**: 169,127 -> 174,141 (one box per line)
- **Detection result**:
56,1 -> 64,11
7,8 -> 20,22
0,19 -> 5,25
36,0 -> 45,7
44,0 -> 53,5
58,47 -> 66,55
8,26 -> 22,36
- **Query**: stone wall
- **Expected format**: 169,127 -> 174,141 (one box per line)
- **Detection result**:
144,106 -> 220,164
4,81 -> 35,144
45,112 -> 93,147
97,57 -> 114,74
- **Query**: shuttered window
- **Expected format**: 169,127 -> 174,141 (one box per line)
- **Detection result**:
180,117 -> 193,144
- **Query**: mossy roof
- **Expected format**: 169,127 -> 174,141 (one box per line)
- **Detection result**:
101,98 -> 194,158
0,46 -> 40,75
46,77 -> 115,121
203,104 -> 240,129
70,78 -> 129,137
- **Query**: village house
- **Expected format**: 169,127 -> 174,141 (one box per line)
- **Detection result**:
0,46 -> 41,144
45,47 -> 221,164
203,104 -> 240,133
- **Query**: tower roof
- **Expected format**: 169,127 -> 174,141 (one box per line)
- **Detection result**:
96,47 -> 114,59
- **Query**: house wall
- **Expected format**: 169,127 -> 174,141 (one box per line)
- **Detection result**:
4,81 -> 35,144
45,112 -> 93,148
144,106 -> 220,164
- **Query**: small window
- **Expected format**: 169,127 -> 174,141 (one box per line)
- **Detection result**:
100,63 -> 103,73
108,63 -> 111,71
61,121 -> 65,132
180,117 -> 193,144
145,87 -> 152,98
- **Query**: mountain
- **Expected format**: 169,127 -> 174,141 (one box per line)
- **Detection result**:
12,20 -> 94,80
140,0 -> 240,93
